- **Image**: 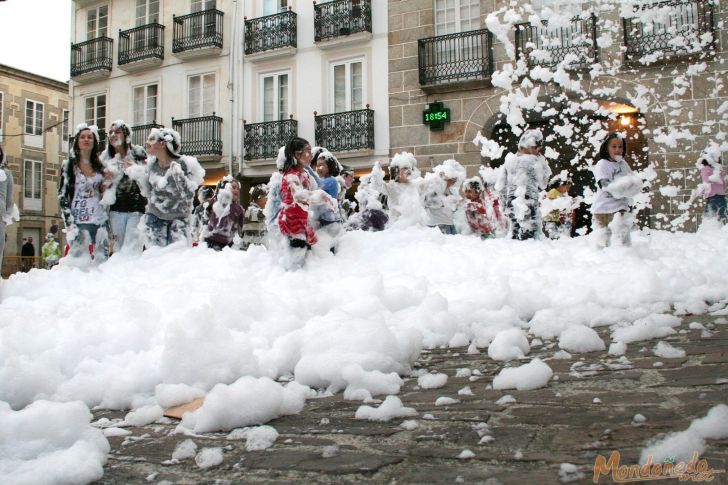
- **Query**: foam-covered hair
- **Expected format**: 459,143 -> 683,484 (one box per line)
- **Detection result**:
389,152 -> 417,180
149,127 -> 182,158
518,129 -> 544,149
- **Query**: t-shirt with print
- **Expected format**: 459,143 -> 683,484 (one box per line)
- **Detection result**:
71,171 -> 107,225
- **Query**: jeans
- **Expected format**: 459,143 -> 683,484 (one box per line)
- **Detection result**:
145,213 -> 191,247
70,223 -> 109,262
109,211 -> 143,254
704,195 -> 727,221
431,224 -> 457,235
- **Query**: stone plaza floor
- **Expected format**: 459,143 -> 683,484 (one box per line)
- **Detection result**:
94,313 -> 728,484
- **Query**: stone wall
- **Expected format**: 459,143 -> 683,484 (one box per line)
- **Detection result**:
388,0 -> 727,230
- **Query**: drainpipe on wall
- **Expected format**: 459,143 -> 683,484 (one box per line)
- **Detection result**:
228,0 -> 239,176
237,0 -> 244,174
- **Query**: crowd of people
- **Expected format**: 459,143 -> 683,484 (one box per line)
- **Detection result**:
0,125 -> 725,273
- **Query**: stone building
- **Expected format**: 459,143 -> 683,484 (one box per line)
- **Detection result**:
388,0 -> 727,231
70,0 -> 390,201
0,64 -> 68,272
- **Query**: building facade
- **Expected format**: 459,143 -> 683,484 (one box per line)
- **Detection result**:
388,0 -> 727,231
0,64 -> 69,271
71,0 -> 237,186
70,0 -> 390,201
240,0 -> 390,189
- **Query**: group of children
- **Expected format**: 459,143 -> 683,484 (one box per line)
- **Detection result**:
49,122 -> 724,269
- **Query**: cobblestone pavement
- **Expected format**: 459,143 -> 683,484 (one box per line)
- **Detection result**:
94,314 -> 728,484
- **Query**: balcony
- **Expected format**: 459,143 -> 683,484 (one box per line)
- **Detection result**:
515,14 -> 598,70
314,0 -> 372,48
315,108 -> 374,153
71,37 -> 113,82
418,29 -> 493,92
131,122 -> 164,147
244,118 -> 298,162
119,23 -> 165,72
623,0 -> 715,65
172,114 -> 222,159
172,9 -> 223,59
244,9 -> 297,61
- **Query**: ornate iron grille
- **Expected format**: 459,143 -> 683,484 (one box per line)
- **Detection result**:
314,0 -> 372,42
244,9 -> 297,55
131,122 -> 164,147
244,118 -> 298,161
515,14 -> 598,70
172,115 -> 223,156
418,29 -> 493,86
623,0 -> 715,63
119,23 -> 165,65
172,9 -> 223,53
71,37 -> 113,77
315,108 -> 374,152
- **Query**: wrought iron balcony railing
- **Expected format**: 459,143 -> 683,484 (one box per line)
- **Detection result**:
245,9 -> 297,55
119,23 -> 165,65
71,37 -> 113,77
244,118 -> 298,161
131,122 -> 164,147
515,14 -> 598,70
315,108 -> 374,152
314,0 -> 372,42
418,29 -> 494,86
172,114 -> 222,156
623,0 -> 715,64
172,9 -> 224,53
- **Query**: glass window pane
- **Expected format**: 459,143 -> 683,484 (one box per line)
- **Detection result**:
24,161 -> 32,198
263,76 -> 274,122
99,6 -> 108,36
334,64 -> 346,113
150,0 -> 159,23
87,9 -> 97,39
202,74 -> 215,116
136,0 -> 145,25
351,62 -> 362,110
188,75 -> 201,117
25,101 -> 33,134
133,87 -> 144,125
34,162 -> 42,199
278,74 -> 288,121
85,97 -> 94,124
147,85 -> 158,123
97,95 -> 106,129
35,104 -> 43,135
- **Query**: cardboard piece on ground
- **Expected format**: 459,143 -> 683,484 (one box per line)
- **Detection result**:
163,397 -> 205,420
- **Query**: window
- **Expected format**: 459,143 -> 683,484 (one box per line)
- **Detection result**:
62,110 -> 69,141
188,73 -> 216,117
87,5 -> 109,39
25,100 -> 43,136
435,0 -> 480,35
330,59 -> 364,113
262,0 -> 288,16
23,160 -> 43,211
261,72 -> 289,122
191,0 -> 216,12
136,0 -> 160,25
85,94 -> 107,130
133,84 -> 158,125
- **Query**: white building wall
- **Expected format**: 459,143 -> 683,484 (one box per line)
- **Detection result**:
71,0 -> 239,182
240,0 -> 390,178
